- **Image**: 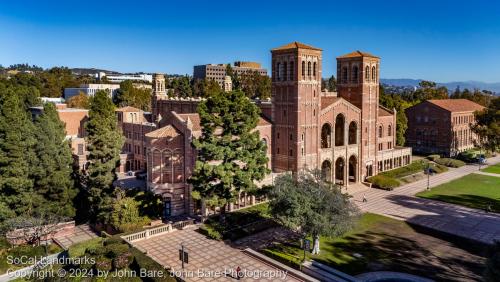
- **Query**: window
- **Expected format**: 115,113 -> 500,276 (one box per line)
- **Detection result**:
289,149 -> 293,156
307,61 -> 311,77
277,148 -> 280,154
342,67 -> 348,83
352,66 -> 358,83
365,66 -> 370,80
302,61 -> 306,77
276,62 -> 281,80
283,62 -> 287,81
313,62 -> 317,78
277,133 -> 280,139
289,134 -> 293,140
388,125 -> 392,136
378,143 -> 383,151
372,66 -> 377,81
283,110 -> 286,117
289,61 -> 294,80
378,126 -> 383,138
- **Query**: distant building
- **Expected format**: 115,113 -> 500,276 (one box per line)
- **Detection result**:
64,83 -> 121,100
30,103 -> 89,170
95,72 -> 153,83
41,97 -> 65,104
193,62 -> 267,88
405,99 -> 485,156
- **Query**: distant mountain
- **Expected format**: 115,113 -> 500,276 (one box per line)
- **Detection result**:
381,78 -> 500,94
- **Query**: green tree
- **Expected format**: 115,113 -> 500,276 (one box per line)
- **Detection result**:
411,80 -> 448,102
326,75 -> 337,91
32,102 -> 77,217
268,171 -> 359,254
170,76 -> 192,97
67,91 -> 90,109
114,80 -> 152,111
109,193 -> 150,232
189,90 -> 270,221
192,78 -> 222,98
84,91 -> 124,222
472,97 -> 500,153
0,86 -> 38,217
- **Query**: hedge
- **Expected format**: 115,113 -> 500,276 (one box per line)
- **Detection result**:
198,224 -> 222,240
380,160 -> 428,179
434,158 -> 465,168
429,163 -> 448,174
427,154 -> 441,161
129,248 -> 177,282
367,175 -> 400,190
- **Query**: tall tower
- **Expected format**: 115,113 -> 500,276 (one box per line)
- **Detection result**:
336,51 -> 380,177
152,73 -> 166,123
271,42 -> 322,172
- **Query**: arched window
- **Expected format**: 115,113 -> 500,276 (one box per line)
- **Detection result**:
378,126 -> 383,138
289,61 -> 294,80
335,114 -> 345,146
352,66 -> 359,83
321,123 -> 332,148
372,66 -> 377,81
276,62 -> 281,80
388,124 -> 392,136
283,62 -> 287,81
348,121 -> 357,144
301,61 -> 305,77
313,62 -> 317,78
307,61 -> 311,77
365,66 -> 370,80
342,67 -> 348,83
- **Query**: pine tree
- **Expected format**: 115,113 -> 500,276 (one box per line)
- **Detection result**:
0,87 -> 38,218
32,102 -> 77,217
84,90 -> 124,221
189,90 -> 270,219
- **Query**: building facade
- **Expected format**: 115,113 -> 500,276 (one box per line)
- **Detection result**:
193,62 -> 267,88
64,83 -> 121,100
405,99 -> 485,156
135,42 -> 412,218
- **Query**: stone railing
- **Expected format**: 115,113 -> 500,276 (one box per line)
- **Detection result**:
121,219 -> 195,243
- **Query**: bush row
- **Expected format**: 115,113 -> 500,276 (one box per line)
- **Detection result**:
380,160 -> 428,179
367,175 -> 400,191
434,158 -> 466,168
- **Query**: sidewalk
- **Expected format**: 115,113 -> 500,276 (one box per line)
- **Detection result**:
352,156 -> 500,244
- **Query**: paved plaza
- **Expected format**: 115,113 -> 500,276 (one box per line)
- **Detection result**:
352,156 -> 500,244
132,227 -> 303,281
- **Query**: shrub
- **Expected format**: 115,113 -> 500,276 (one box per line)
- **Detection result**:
113,252 -> 133,269
95,256 -> 112,271
430,164 -> 448,174
427,154 -> 441,161
110,197 -> 151,233
106,243 -> 129,258
381,160 -> 428,179
435,158 -> 465,168
130,248 -> 176,282
68,238 -> 103,258
86,246 -> 106,257
103,237 -> 124,246
199,224 -> 222,240
367,175 -> 400,190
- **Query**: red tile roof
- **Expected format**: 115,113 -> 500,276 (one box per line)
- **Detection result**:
338,50 -> 379,59
427,99 -> 485,112
378,106 -> 394,117
272,41 -> 322,51
145,125 -> 180,138
321,97 -> 341,110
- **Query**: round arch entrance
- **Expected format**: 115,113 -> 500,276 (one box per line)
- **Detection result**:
335,157 -> 345,185
348,155 -> 358,184
321,160 -> 332,182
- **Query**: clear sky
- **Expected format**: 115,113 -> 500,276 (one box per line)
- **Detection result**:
0,0 -> 499,82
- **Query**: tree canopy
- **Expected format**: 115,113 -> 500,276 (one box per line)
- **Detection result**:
114,80 -> 152,111
472,97 -> 500,153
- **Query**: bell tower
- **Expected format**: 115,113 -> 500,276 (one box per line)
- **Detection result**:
152,73 -> 166,123
337,51 -> 380,177
271,42 -> 322,172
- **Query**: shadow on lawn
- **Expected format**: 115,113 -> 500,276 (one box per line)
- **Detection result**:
421,194 -> 500,213
321,231 -> 485,281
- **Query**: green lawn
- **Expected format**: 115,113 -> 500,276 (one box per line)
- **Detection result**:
482,163 -> 500,174
417,173 -> 500,212
262,213 -> 485,280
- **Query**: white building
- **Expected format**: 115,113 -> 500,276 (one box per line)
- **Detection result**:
64,83 -> 121,100
95,72 -> 153,83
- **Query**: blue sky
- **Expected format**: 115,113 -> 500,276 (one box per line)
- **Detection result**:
0,0 -> 499,82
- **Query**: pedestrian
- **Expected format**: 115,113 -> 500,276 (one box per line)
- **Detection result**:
236,266 -> 241,280
362,194 -> 367,203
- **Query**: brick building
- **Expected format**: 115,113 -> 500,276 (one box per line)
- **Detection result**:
136,42 -> 412,218
405,99 -> 485,156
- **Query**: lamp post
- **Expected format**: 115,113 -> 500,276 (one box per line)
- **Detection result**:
426,163 -> 431,191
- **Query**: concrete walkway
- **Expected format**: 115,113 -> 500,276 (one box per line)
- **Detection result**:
475,170 -> 500,178
352,156 -> 500,245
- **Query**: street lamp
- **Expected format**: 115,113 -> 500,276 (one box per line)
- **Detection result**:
426,163 -> 431,191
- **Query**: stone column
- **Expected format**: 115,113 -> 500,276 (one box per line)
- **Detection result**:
251,195 -> 256,205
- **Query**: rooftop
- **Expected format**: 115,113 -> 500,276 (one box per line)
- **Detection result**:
338,50 -> 379,59
272,41 -> 322,51
145,125 -> 180,138
427,99 -> 485,112
116,106 -> 142,112
378,106 -> 394,117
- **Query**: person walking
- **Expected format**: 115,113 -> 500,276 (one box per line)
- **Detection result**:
362,194 -> 368,203
236,266 -> 241,280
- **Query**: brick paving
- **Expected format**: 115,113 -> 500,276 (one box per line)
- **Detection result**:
352,156 -> 500,244
53,224 -> 99,249
132,227 -> 300,281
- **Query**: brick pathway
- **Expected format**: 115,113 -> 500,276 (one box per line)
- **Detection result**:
53,224 -> 99,249
352,156 -> 500,244
132,227 -> 301,281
